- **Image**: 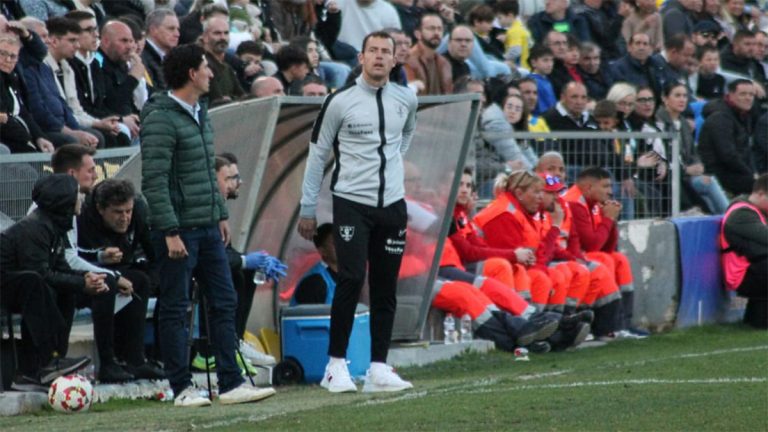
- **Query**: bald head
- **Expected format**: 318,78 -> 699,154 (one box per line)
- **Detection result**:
251,76 -> 285,98
101,21 -> 135,63
535,151 -> 566,180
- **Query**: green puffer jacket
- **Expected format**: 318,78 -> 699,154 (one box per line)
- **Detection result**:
140,92 -> 227,232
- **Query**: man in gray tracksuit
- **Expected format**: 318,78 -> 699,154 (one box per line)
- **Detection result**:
298,31 -> 418,394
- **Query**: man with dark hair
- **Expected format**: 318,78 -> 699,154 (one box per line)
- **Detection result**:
235,40 -> 266,90
405,13 -> 452,94
211,153 -> 284,368
720,30 -> 768,87
292,223 -> 337,305
1,174 -> 102,391
651,33 -> 695,92
298,31 -> 417,394
142,8 -> 180,91
45,17 -> 128,148
301,75 -> 329,97
564,167 -> 639,339
142,43 -> 276,407
65,11 -> 133,147
720,174 -> 768,329
201,16 -> 244,106
21,18 -> 100,148
274,44 -> 310,96
698,79 -> 758,196
609,32 -> 662,96
76,179 -> 165,382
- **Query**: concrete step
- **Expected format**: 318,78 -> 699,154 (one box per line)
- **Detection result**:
388,340 -> 495,368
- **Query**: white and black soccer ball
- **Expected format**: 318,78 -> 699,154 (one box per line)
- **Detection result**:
48,374 -> 94,413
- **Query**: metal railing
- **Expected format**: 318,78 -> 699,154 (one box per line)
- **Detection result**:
0,147 -> 138,223
476,131 -> 681,219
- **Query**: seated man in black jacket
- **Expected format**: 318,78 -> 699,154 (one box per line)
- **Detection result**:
77,178 -> 165,382
698,79 -> 758,196
0,174 -> 102,391
292,223 -> 337,305
721,174 -> 768,328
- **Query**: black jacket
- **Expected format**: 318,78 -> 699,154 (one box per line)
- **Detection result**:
76,185 -> 154,272
754,112 -> 767,174
97,49 -> 139,116
0,70 -> 47,152
573,2 -> 624,60
698,99 -> 757,195
660,0 -> 694,43
720,45 -> 768,86
609,54 -> 662,96
579,66 -> 614,101
68,54 -> 113,120
723,197 -> 768,263
141,41 -> 166,92
0,174 -> 85,291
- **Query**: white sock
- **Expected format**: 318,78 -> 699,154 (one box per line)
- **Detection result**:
329,356 -> 346,366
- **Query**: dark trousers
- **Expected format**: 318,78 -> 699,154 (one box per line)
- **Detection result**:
151,226 -> 243,395
737,257 -> 768,329
234,269 -> 256,339
329,197 -> 407,363
90,268 -> 150,367
0,271 -> 73,374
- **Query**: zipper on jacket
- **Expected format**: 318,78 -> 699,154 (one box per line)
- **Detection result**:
375,87 -> 387,208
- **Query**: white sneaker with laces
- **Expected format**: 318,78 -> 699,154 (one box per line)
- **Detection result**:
219,382 -> 276,405
319,359 -> 357,393
174,387 -> 212,407
239,340 -> 277,366
362,363 -> 413,393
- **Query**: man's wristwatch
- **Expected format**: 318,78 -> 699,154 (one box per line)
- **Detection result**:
165,228 -> 180,237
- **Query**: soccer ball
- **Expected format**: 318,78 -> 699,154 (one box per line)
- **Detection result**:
48,374 -> 94,413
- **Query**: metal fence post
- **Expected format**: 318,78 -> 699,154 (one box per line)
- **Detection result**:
671,130 -> 681,218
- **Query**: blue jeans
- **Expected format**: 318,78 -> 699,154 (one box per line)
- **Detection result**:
689,175 -> 729,214
151,225 -> 243,395
319,61 -> 351,89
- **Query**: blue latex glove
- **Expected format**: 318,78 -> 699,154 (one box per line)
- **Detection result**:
243,251 -> 270,270
263,257 -> 288,283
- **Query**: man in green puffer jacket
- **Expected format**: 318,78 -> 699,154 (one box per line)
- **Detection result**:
141,44 -> 275,408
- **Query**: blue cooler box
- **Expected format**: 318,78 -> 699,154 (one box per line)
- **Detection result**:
281,304 -> 370,383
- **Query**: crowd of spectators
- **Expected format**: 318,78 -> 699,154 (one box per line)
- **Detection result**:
1,0 -> 767,390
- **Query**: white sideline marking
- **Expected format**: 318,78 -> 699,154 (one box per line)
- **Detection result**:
517,370 -> 572,381
620,345 -> 768,368
357,391 -> 428,406
463,377 -> 768,395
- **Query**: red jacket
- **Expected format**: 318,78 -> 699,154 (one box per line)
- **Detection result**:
473,192 -> 562,271
448,204 -> 519,264
563,185 -> 618,252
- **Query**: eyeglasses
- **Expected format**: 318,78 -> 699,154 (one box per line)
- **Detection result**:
636,97 -> 654,104
0,50 -> 19,61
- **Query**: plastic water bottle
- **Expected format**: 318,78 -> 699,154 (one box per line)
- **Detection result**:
443,314 -> 456,344
460,314 -> 472,343
252,270 -> 266,285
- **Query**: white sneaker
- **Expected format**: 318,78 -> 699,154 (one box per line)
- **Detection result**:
319,360 -> 358,393
613,329 -> 647,340
239,340 -> 277,366
219,382 -> 276,405
174,387 -> 212,407
362,364 -> 413,393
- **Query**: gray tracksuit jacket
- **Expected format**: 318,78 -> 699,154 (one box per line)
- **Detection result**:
300,75 -> 418,217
